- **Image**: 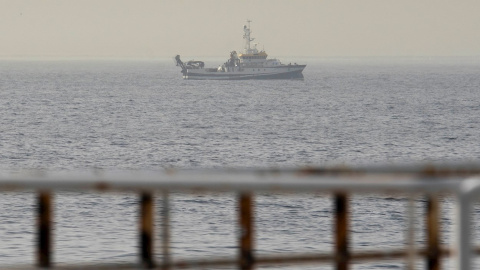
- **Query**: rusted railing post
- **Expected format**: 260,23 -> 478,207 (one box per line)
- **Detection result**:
334,193 -> 349,270
37,192 -> 52,268
406,196 -> 416,270
140,192 -> 154,268
239,193 -> 254,270
426,195 -> 440,270
161,191 -> 171,270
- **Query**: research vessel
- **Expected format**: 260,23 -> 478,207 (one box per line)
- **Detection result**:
175,21 -> 306,80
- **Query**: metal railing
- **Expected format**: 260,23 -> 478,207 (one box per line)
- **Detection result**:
1,164 -> 480,269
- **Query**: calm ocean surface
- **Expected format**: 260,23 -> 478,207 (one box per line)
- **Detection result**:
1,58 -> 480,269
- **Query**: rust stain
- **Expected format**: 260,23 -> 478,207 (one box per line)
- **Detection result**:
335,193 -> 349,270
95,182 -> 110,191
140,192 -> 154,268
420,163 -> 480,178
426,195 -> 441,270
37,192 -> 52,268
239,193 -> 254,270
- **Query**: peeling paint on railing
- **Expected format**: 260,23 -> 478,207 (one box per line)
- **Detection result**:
1,164 -> 480,269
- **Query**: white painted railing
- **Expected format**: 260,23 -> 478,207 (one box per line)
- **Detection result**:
1,164 -> 480,269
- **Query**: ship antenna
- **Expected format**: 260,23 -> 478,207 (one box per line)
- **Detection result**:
243,20 -> 255,54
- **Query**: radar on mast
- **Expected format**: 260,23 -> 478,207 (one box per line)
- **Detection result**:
243,20 -> 257,54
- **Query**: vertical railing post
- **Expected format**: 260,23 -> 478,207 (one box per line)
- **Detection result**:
456,184 -> 473,270
426,195 -> 440,270
406,196 -> 416,270
161,191 -> 171,270
455,178 -> 480,270
334,193 -> 349,270
140,192 -> 154,268
37,192 -> 52,268
239,193 -> 254,270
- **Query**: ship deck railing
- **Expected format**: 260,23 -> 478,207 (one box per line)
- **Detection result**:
2,163 -> 480,269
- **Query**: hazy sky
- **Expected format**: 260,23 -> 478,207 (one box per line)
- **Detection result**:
2,0 -> 480,58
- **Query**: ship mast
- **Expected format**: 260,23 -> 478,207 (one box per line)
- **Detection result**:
243,20 -> 256,54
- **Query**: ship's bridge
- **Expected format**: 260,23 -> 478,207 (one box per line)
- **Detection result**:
238,51 -> 268,60
238,51 -> 268,66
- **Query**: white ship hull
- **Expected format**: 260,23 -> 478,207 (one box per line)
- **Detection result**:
183,65 -> 306,80
176,21 -> 306,80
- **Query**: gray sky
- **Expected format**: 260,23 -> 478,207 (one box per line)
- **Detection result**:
2,0 -> 480,58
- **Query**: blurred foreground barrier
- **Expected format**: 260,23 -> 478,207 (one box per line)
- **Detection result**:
2,163 -> 480,269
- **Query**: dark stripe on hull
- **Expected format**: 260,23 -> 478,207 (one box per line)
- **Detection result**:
184,67 -> 305,80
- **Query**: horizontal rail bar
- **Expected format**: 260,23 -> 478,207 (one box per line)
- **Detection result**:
4,247 -> 468,270
2,166 -> 480,269
6,161 -> 480,182
0,172 -> 467,193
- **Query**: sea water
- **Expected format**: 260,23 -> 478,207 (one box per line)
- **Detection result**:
1,58 -> 480,269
